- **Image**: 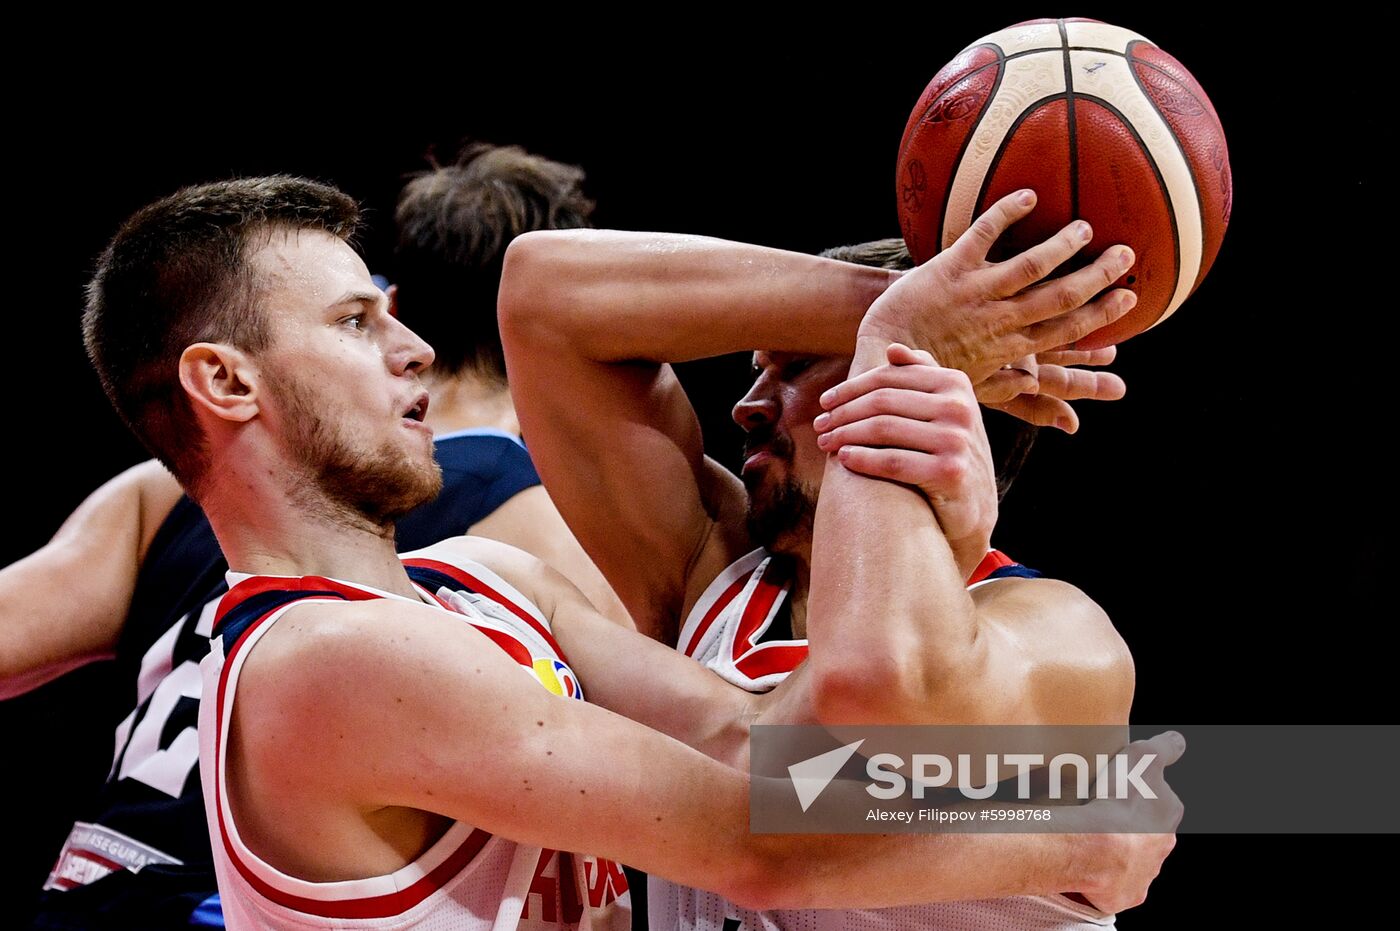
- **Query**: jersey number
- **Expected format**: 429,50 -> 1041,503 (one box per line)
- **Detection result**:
110,600 -> 217,797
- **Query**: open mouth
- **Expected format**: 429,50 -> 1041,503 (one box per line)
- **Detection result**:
742,447 -> 776,475
403,394 -> 429,423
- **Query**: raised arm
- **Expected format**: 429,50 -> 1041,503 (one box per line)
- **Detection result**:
498,192 -> 1139,636
807,341 -> 1134,727
794,192 -> 1139,726
497,231 -> 893,637
0,460 -> 183,699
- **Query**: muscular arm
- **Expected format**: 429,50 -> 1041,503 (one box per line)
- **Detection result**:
498,230 -> 895,638
806,338 -> 1134,727
0,460 -> 183,699
234,582 -> 1134,910
431,536 -> 763,766
499,199 -> 1137,638
466,485 -> 632,627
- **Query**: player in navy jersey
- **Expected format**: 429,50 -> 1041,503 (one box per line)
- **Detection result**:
69,177 -> 1174,929
500,211 -> 1160,927
3,145 -> 623,929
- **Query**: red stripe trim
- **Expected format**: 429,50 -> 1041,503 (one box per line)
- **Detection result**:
731,572 -> 786,663
475,624 -> 535,668
680,574 -> 748,657
734,643 -> 809,678
407,576 -> 541,674
234,827 -> 491,919
968,549 -> 1016,585
215,575 -> 391,630
68,849 -> 125,873
405,558 -> 566,660
212,592 -> 494,919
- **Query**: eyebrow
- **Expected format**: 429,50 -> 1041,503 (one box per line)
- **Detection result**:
328,289 -> 386,311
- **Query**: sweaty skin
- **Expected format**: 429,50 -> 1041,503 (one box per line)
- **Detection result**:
185,225 -> 1170,914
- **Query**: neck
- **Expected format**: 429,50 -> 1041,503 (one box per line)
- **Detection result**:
777,542 -> 813,638
201,453 -> 419,601
422,370 -> 519,437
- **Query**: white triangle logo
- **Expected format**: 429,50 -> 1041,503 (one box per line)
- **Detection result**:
787,740 -> 865,812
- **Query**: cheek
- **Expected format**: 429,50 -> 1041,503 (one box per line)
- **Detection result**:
784,384 -> 831,438
785,407 -> 828,475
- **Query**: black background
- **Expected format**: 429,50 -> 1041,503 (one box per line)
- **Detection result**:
2,11 -> 1387,927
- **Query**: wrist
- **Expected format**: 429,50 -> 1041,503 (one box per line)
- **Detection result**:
948,534 -> 991,583
854,266 -> 911,337
850,333 -> 895,374
1060,831 -> 1119,906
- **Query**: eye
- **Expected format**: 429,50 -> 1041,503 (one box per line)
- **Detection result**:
783,358 -> 815,378
341,314 -> 365,331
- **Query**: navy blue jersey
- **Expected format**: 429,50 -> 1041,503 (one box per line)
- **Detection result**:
32,431 -> 541,930
396,429 -> 540,549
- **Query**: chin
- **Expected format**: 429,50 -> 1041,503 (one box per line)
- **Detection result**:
745,477 -> 816,553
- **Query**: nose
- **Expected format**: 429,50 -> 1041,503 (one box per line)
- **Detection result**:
384,314 -> 435,376
732,378 -> 779,431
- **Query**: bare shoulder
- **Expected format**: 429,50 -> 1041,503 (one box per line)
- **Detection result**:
125,458 -> 182,497
240,597 -> 471,687
226,595 -> 529,803
972,576 -> 1116,637
405,535 -> 569,614
409,534 -> 545,573
972,577 -> 1134,722
126,459 -> 186,557
231,596 -> 504,731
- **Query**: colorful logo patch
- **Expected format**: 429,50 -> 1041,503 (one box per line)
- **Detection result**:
532,657 -> 583,700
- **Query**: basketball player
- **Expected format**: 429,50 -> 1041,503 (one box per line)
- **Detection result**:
498,193 -> 1149,927
5,145 -> 623,929
74,177 -> 1174,928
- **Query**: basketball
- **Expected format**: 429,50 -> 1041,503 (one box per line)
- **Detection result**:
895,18 -> 1232,347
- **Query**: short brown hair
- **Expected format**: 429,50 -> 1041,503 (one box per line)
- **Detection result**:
83,176 -> 360,492
393,143 -> 595,383
819,238 -> 913,272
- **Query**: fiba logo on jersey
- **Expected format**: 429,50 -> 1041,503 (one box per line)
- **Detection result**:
532,657 -> 582,700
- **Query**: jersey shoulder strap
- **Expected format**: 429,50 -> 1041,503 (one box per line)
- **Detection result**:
969,548 -> 1043,585
212,577 -> 384,653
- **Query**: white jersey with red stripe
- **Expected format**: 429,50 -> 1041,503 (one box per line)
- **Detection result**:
659,547 -> 1114,931
197,555 -> 630,931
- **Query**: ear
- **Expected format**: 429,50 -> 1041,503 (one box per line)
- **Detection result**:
178,342 -> 260,424
386,283 -> 399,319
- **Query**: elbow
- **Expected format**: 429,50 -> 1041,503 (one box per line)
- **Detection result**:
721,843 -> 812,911
810,634 -> 981,727
497,230 -> 581,345
810,654 -> 932,727
811,661 -> 884,726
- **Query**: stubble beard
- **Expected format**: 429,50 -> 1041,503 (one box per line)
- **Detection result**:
278,374 -> 443,534
745,476 -> 817,554
742,428 -> 817,553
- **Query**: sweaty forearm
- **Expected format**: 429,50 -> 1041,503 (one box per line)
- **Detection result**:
742,807 -> 1085,909
498,229 -> 895,363
805,337 -> 977,725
